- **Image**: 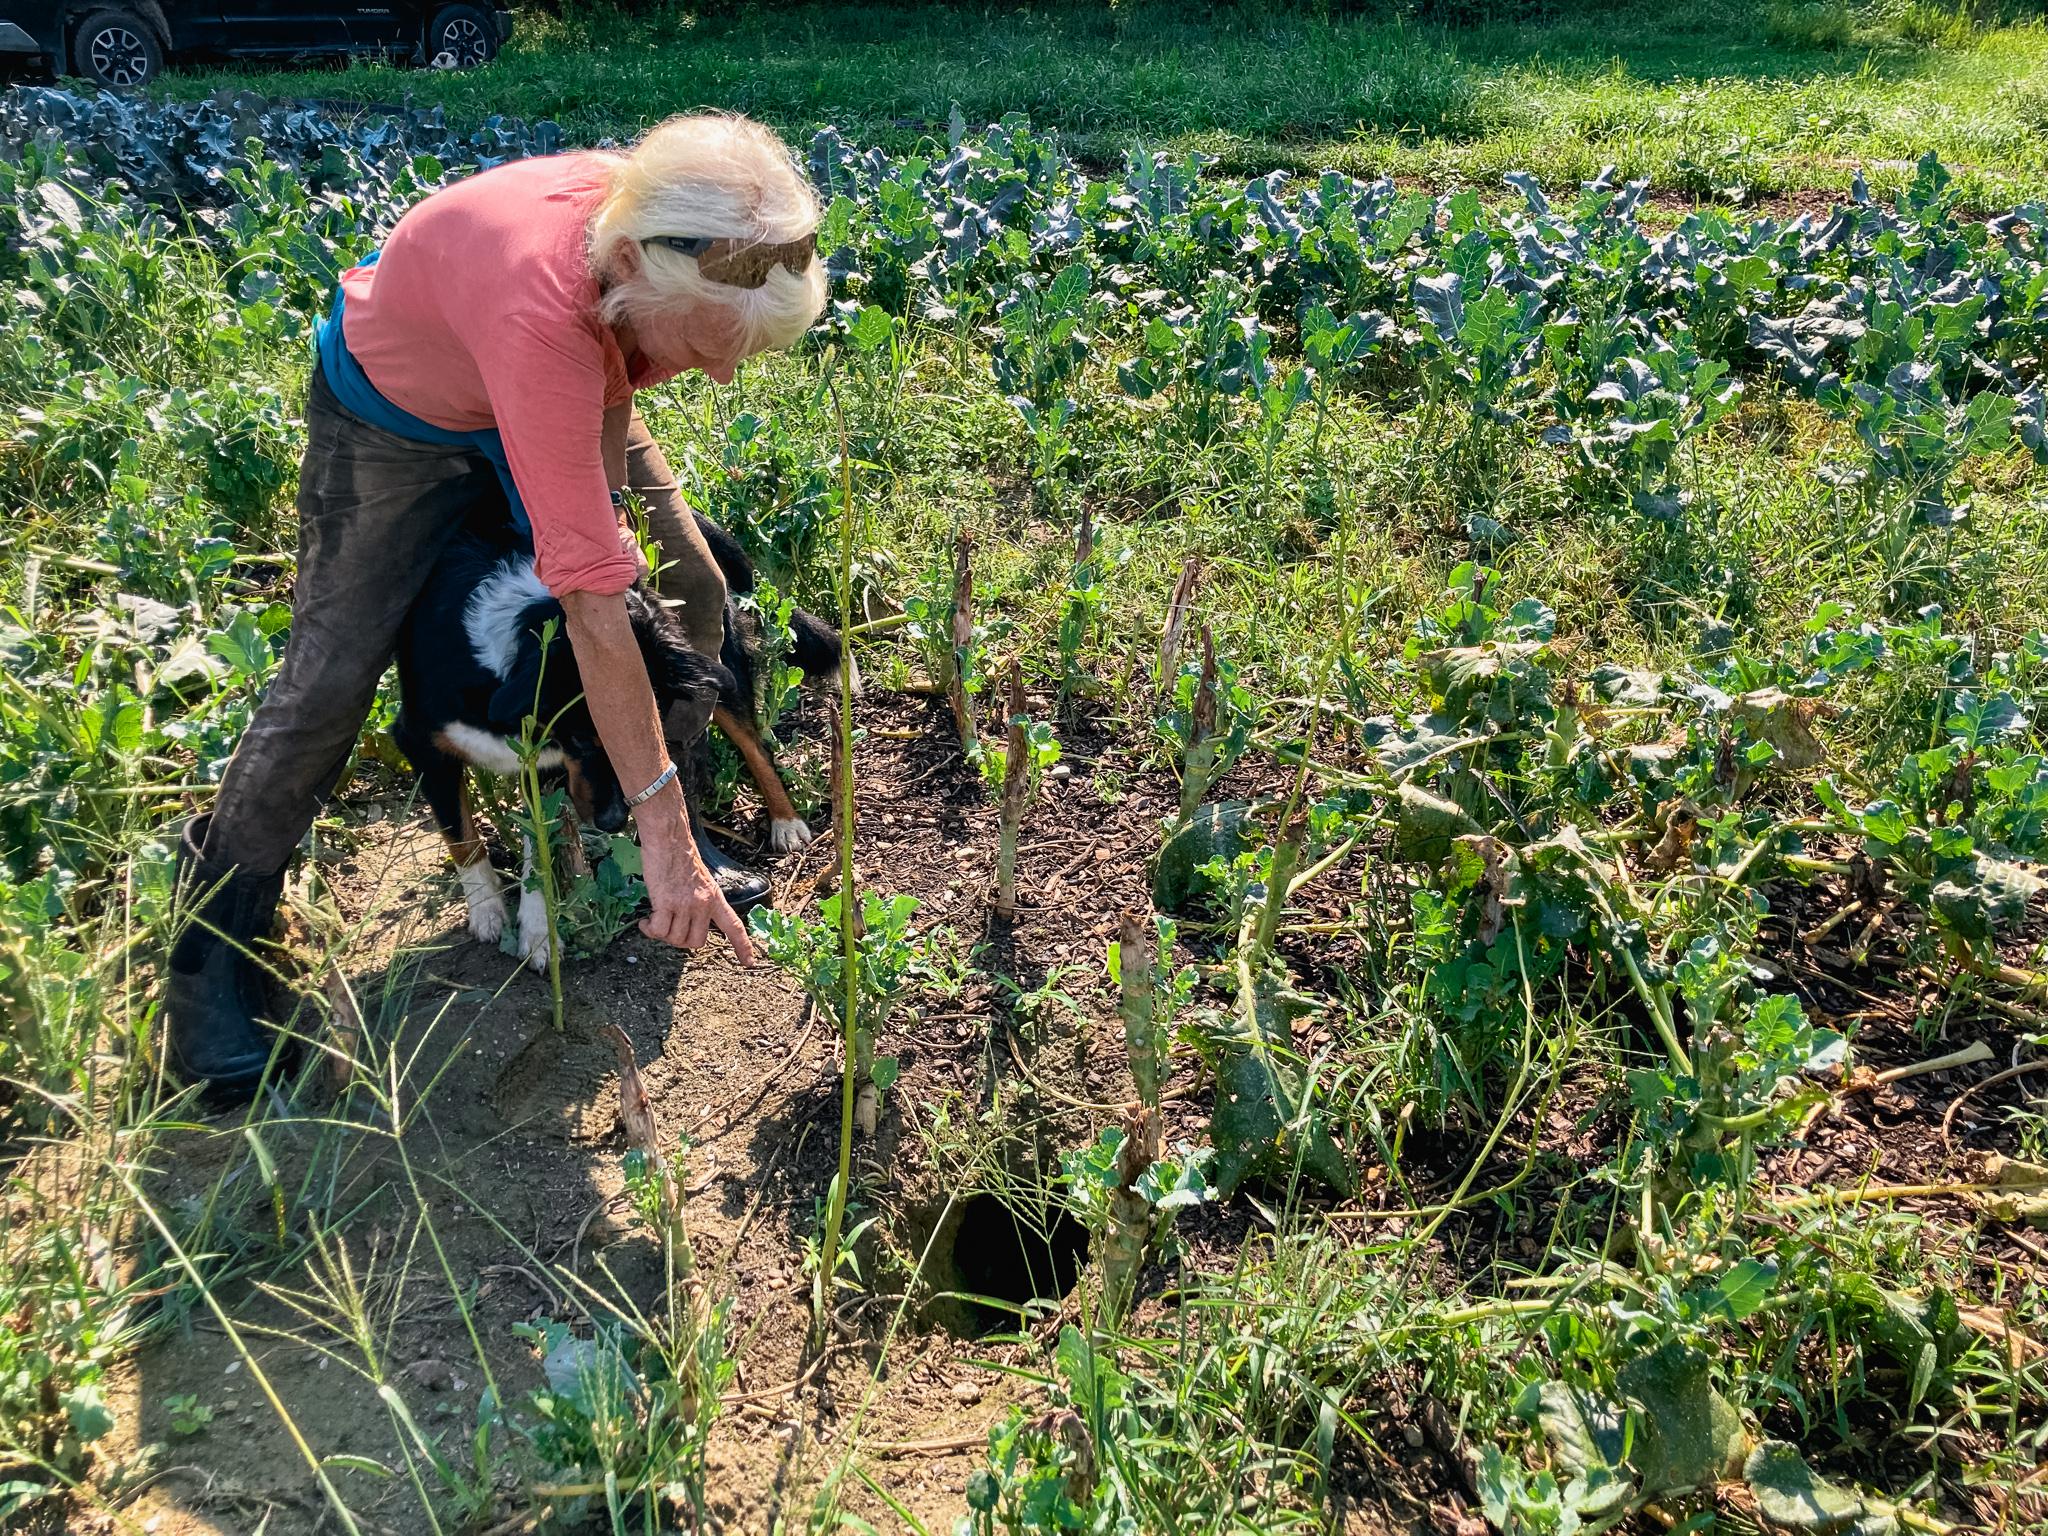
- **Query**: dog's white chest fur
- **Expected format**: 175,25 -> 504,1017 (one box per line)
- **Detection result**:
437,722 -> 563,776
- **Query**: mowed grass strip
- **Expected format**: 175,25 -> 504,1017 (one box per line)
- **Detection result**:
155,1 -> 2048,204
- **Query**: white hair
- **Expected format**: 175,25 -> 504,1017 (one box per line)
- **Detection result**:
588,114 -> 826,360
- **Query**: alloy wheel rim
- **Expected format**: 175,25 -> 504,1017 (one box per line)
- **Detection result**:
89,25 -> 148,85
442,17 -> 487,66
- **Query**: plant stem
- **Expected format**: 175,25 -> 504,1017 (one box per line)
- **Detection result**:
1117,910 -> 1159,1109
847,610 -> 915,638
995,661 -> 1028,916
518,699 -> 564,1034
815,363 -> 861,1346
1177,626 -> 1220,826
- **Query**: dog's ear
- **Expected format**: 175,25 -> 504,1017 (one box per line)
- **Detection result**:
487,645 -> 548,735
664,677 -> 718,748
654,639 -> 734,746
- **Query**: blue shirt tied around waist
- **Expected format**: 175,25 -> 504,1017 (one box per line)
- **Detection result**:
314,249 -> 534,542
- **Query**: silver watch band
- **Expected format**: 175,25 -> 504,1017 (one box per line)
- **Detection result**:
624,761 -> 679,810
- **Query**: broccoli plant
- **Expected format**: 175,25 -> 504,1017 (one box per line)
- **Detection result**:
694,410 -> 836,580
1816,659 -> 2048,964
1409,267 -> 1550,500
990,260 -> 1098,491
902,532 -> 1003,763
1158,628 -> 1257,829
986,662 -> 1061,917
1236,321 -> 1313,504
1060,1128 -> 1211,1322
734,577 -> 807,741
1547,335 -> 1742,520
1082,910 -> 1207,1315
1056,507 -> 1108,710
1115,272 -> 1253,456
1628,922 -> 1844,1196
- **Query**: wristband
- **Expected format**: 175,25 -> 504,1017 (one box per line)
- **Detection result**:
624,761 -> 679,810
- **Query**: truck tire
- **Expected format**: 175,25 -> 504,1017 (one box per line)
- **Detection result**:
425,4 -> 497,69
72,8 -> 160,88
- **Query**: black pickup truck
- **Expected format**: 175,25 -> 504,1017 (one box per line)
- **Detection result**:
0,0 -> 513,87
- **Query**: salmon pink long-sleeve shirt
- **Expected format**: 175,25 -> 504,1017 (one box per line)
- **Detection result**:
339,151 -> 676,597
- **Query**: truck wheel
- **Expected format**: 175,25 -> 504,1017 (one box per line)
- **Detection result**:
72,8 -> 160,88
426,4 -> 497,68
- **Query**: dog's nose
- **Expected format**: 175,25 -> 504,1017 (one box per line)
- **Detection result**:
595,798 -> 628,834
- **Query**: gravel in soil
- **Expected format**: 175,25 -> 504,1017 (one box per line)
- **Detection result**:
82,688 -> 1420,1534
79,687 -> 2045,1534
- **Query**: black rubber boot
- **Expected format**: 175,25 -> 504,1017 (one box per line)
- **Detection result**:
695,821 -> 772,919
165,817 -> 288,1101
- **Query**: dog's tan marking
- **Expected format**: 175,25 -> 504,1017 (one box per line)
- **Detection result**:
713,702 -> 804,832
433,754 -> 492,869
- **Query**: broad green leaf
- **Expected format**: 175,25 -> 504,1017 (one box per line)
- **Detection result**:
1931,855 -> 2042,944
1745,1441 -> 1901,1536
1519,1379 -> 1631,1486
1695,1257 -> 1777,1321
1614,1340 -> 1751,1494
62,1384 -> 113,1443
846,304 -> 895,353
1153,801 -> 1249,912
1394,782 -> 1485,864
207,609 -> 273,679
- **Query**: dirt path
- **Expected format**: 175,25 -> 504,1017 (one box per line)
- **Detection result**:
89,690 -> 1179,1536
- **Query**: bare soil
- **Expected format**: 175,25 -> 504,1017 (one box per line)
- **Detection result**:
74,687 -> 2046,1536
77,687 -> 1408,1535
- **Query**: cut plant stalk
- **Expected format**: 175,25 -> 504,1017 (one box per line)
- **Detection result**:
1117,909 -> 1162,1111
1100,909 -> 1168,1317
947,527 -> 977,761
1156,555 -> 1201,693
995,661 -> 1029,918
1100,1103 -> 1159,1320
1176,626 -> 1221,828
603,1021 -> 692,1278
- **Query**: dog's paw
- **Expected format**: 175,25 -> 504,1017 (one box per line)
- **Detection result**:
516,886 -> 557,973
468,895 -> 509,945
459,862 -> 508,944
769,816 -> 815,853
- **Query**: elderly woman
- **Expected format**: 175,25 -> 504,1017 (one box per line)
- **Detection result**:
167,114 -> 826,1098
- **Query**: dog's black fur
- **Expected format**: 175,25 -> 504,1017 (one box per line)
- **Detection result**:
392,512 -> 840,893
393,527 -> 736,846
694,513 -> 843,704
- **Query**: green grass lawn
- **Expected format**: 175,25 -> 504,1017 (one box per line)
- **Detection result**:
157,1 -> 2048,204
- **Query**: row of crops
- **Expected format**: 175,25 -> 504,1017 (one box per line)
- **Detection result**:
3,83 -> 2047,1532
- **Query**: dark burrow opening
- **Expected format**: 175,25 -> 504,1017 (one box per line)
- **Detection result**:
945,1191 -> 1090,1335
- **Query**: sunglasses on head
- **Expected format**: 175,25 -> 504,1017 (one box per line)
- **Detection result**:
642,232 -> 816,289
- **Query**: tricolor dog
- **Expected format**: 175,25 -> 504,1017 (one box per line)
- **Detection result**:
691,512 -> 847,854
393,526 -> 733,968
393,516 -> 843,966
